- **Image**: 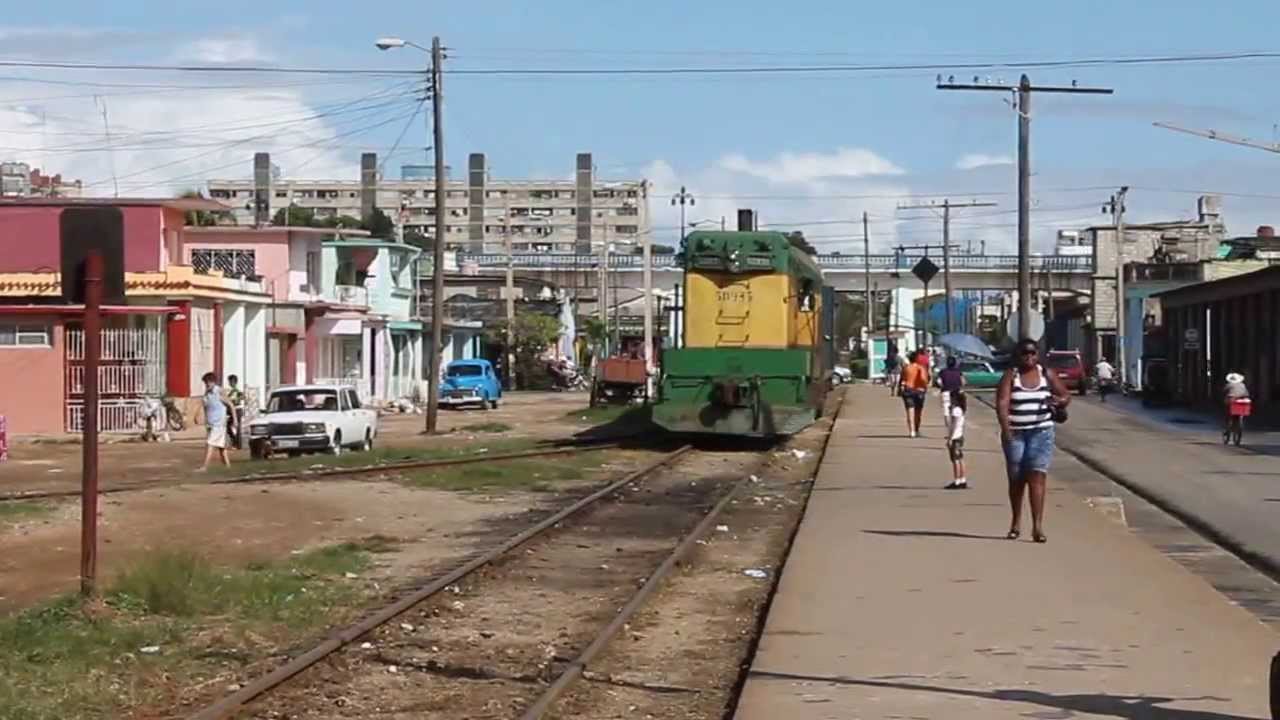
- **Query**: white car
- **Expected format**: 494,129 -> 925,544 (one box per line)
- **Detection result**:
831,365 -> 854,386
247,385 -> 378,460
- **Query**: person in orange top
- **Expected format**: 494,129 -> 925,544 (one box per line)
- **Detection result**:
899,350 -> 931,438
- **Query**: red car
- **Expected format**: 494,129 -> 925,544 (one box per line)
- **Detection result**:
1045,350 -> 1087,395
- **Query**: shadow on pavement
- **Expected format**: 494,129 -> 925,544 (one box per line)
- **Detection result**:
747,671 -> 1259,720
863,529 -> 1006,541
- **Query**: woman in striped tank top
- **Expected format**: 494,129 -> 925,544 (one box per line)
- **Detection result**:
996,339 -> 1070,544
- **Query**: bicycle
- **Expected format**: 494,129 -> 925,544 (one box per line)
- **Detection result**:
1224,398 -> 1251,447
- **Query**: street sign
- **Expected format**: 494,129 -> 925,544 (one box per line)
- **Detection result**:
912,257 -> 939,285
1183,327 -> 1201,351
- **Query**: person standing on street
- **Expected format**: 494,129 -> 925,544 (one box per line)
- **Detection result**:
198,372 -> 233,471
900,350 -> 931,438
997,339 -> 1070,544
1094,357 -> 1116,402
945,390 -> 969,490
225,374 -> 245,450
936,355 -> 967,431
884,342 -> 901,396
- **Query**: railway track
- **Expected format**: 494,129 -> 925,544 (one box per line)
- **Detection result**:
0,435 -> 653,504
179,396 -> 841,719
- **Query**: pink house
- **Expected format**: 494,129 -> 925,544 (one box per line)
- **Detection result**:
0,198 -> 271,435
181,227 -> 373,388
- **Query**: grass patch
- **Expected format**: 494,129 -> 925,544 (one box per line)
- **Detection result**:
457,421 -> 513,434
0,500 -> 53,523
216,438 -> 542,478
0,539 -> 390,720
402,453 -> 606,493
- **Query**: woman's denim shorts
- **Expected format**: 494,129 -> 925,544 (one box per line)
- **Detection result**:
1003,425 -> 1056,478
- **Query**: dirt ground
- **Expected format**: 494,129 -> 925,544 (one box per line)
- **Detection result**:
0,435 -> 653,616
176,392 -> 840,719
0,391 -> 597,497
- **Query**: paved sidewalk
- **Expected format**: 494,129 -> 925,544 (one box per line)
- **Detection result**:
1055,398 -> 1280,577
734,385 -> 1276,719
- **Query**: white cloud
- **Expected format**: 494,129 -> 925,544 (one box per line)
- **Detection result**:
180,35 -> 273,64
0,85 -> 381,197
719,147 -> 903,184
955,153 -> 1014,170
643,148 -> 913,254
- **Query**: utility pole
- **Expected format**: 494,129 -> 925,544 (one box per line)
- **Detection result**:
897,198 -> 997,333
81,252 -> 102,596
938,73 -> 1112,339
598,222 -> 609,355
642,227 -> 654,400
1103,186 -> 1130,384
425,35 -> 447,435
862,211 -> 873,335
503,201 -> 515,390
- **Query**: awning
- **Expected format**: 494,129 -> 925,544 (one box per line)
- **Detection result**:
388,320 -> 423,332
0,304 -> 176,316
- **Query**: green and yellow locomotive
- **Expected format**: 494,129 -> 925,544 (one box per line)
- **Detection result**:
653,230 -> 833,437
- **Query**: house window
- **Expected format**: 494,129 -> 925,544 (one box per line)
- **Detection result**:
209,189 -> 232,199
617,206 -> 639,216
614,225 -> 639,235
0,323 -> 51,347
389,252 -> 410,289
191,248 -> 256,277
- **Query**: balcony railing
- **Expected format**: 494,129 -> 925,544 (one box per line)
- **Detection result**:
454,252 -> 1095,272
333,284 -> 369,307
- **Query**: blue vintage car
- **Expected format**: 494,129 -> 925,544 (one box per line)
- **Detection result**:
439,359 -> 502,409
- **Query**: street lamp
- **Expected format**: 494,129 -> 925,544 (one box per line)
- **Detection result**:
376,34 -> 447,435
670,186 -> 695,242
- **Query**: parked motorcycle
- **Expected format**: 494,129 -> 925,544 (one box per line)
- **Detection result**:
548,360 -> 588,391
138,395 -> 185,441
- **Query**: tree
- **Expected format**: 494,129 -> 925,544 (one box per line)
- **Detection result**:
786,231 -> 818,256
272,205 -> 317,227
486,311 -> 562,389
580,316 -> 609,369
320,214 -> 363,229
179,189 -> 226,227
404,228 -> 432,250
361,209 -> 395,239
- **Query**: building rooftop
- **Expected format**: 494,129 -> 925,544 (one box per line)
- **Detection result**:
0,197 -> 227,211
186,226 -> 372,238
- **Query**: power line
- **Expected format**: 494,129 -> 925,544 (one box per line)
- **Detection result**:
3,49 -> 1280,78
0,59 -> 420,75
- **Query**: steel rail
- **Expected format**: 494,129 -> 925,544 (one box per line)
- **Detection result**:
519,389 -> 846,719
0,437 -> 647,503
186,444 -> 694,720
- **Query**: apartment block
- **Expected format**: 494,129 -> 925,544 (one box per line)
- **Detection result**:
206,152 -> 650,254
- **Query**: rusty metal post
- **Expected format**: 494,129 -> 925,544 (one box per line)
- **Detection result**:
80,251 -> 103,597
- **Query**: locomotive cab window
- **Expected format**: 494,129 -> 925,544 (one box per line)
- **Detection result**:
798,280 -> 816,312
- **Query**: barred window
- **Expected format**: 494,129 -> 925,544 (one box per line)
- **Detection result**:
191,248 -> 256,277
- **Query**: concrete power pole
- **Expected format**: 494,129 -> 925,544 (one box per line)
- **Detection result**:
425,35 -> 447,435
1104,186 -> 1130,384
937,73 -> 1112,340
503,202 -> 515,390
896,198 -> 996,334
862,211 -> 872,335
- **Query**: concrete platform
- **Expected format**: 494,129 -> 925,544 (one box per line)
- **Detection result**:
734,384 -> 1277,719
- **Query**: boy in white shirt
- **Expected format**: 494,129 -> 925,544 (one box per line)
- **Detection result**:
945,390 -> 968,490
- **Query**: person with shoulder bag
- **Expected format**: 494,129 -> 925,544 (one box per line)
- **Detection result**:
996,339 -> 1071,544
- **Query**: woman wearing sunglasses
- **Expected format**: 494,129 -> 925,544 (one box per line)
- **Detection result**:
996,338 -> 1070,543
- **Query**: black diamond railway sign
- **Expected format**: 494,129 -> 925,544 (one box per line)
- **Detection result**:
912,257 -> 939,285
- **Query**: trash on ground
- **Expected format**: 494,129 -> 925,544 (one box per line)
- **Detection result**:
139,646 -> 161,655
789,449 -> 810,461
715,524 -> 730,533
742,569 -> 768,579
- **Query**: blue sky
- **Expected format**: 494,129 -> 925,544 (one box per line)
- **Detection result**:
4,1 -> 1280,250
